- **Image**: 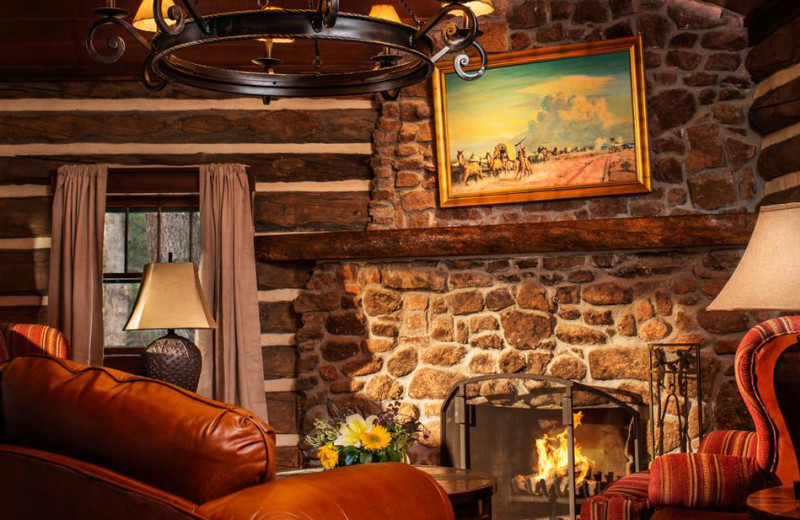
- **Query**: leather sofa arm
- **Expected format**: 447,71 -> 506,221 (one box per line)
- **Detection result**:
196,463 -> 456,520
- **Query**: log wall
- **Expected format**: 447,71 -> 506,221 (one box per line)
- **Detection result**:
747,16 -> 800,204
0,82 -> 378,469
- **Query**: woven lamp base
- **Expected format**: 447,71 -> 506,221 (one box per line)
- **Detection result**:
142,331 -> 202,392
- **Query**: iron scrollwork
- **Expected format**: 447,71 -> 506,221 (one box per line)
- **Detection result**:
414,2 -> 487,81
85,7 -> 151,64
312,0 -> 339,32
152,0 -> 209,36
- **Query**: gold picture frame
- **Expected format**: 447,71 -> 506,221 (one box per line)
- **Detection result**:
433,36 -> 651,208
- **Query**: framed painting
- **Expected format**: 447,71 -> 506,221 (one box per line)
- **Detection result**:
433,36 -> 651,208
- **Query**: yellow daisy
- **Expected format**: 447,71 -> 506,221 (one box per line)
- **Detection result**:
360,424 -> 391,451
318,444 -> 339,469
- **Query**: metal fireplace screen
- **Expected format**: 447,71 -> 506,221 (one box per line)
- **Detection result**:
441,375 -> 645,520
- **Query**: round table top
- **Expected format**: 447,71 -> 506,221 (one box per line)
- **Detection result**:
277,464 -> 496,499
748,486 -> 800,520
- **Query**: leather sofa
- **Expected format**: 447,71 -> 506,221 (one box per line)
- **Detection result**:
581,316 -> 800,520
0,356 -> 455,520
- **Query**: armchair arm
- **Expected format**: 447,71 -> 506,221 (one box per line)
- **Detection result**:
196,463 -> 455,520
648,453 -> 764,509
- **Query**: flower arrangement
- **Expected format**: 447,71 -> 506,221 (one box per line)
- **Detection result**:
307,400 -> 426,469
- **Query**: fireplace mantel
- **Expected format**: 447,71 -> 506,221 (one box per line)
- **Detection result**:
255,213 -> 756,262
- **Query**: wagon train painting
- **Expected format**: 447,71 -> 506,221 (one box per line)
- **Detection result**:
433,37 -> 651,207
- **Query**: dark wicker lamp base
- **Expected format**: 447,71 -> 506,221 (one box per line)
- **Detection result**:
142,331 -> 202,392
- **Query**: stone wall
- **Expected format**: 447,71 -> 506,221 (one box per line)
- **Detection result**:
294,248 -> 757,464
370,0 -> 761,229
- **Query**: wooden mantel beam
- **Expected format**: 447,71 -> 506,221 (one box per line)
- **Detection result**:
255,213 -> 756,262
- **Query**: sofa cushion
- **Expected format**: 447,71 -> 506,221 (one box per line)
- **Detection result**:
649,453 -> 763,509
0,356 -> 275,504
197,463 -> 455,520
0,445 -> 207,520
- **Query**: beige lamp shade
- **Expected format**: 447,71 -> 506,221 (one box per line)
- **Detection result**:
707,202 -> 800,312
448,0 -> 494,17
368,4 -> 402,23
124,263 -> 216,330
133,0 -> 177,32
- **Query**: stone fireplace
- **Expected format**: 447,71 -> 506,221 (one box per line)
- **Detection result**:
292,248 -> 755,469
440,374 -> 645,520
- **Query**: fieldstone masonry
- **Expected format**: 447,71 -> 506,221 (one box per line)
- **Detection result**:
369,0 -> 762,229
294,249 -> 759,464
262,0 -> 772,468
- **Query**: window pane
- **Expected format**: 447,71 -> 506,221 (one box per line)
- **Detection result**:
192,210 -> 201,264
127,208 -> 158,272
161,208 -> 191,263
104,211 -> 125,273
103,282 -> 196,348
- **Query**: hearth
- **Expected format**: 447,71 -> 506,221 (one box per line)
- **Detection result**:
441,375 -> 646,520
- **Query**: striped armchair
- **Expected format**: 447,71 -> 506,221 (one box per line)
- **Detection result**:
581,316 -> 800,520
0,323 -> 70,362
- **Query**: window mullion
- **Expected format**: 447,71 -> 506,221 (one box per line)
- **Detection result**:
157,205 -> 162,263
124,207 -> 130,274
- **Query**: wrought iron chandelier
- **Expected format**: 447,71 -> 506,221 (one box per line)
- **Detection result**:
86,0 -> 489,101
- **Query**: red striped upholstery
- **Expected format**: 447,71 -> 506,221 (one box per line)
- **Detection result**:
734,316 -> 800,473
0,333 -> 8,362
698,431 -> 757,460
0,324 -> 71,360
604,471 -> 650,500
648,453 -> 763,509
581,317 -> 797,520
580,471 -> 650,520
581,492 -> 649,520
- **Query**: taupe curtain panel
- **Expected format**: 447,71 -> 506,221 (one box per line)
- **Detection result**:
197,164 -> 268,420
48,164 -> 107,365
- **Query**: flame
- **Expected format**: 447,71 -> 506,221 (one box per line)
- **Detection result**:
530,412 -> 594,487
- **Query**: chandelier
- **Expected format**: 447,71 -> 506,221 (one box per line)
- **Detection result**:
86,0 -> 490,101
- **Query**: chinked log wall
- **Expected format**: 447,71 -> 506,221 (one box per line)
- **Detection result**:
0,81 -> 379,469
747,14 -> 800,204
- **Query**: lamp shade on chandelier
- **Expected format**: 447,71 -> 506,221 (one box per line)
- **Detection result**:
86,0 -> 491,100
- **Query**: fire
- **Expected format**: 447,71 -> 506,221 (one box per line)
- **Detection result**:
530,412 -> 594,487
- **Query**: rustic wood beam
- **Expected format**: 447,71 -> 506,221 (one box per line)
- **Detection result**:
255,213 -> 757,262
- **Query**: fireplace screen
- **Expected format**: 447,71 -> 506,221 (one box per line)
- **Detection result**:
441,375 -> 645,520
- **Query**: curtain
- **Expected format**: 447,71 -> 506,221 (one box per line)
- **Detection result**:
197,164 -> 268,420
47,164 -> 107,365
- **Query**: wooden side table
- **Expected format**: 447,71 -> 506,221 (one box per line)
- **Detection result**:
748,486 -> 800,520
416,465 -> 496,520
277,465 -> 496,520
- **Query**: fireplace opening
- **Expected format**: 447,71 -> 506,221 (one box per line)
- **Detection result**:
441,375 -> 646,520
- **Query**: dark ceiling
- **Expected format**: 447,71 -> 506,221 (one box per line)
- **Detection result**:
0,0 -> 775,80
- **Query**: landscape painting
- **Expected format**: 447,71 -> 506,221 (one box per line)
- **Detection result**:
433,36 -> 651,207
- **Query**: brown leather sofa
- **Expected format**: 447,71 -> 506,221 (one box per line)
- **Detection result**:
0,356 -> 455,520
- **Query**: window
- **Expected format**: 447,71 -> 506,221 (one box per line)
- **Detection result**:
102,168 -> 200,349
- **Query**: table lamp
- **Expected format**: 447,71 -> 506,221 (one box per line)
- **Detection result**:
124,261 -> 216,392
707,201 -> 800,496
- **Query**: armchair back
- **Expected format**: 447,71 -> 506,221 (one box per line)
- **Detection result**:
735,315 -> 800,484
0,323 -> 70,360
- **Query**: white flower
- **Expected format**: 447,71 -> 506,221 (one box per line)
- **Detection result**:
334,413 -> 378,448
